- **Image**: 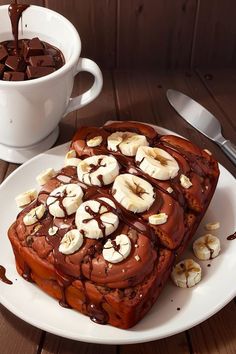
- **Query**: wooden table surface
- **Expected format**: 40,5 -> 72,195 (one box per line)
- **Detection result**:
0,69 -> 235,354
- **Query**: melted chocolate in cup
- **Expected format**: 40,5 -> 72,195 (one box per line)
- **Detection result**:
8,0 -> 29,53
0,1 -> 65,81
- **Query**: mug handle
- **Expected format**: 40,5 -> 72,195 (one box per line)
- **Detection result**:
63,57 -> 103,116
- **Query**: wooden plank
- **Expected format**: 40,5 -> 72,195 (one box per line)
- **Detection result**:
41,332 -> 116,354
45,0 -> 116,69
117,0 -> 197,69
0,0 -> 43,5
195,68 -> 236,135
4,163 -> 19,179
0,161 -> 8,183
120,333 -> 190,354
193,0 -> 236,68
113,70 -> 158,124
0,305 -> 43,354
76,70 -> 118,127
189,301 -> 236,354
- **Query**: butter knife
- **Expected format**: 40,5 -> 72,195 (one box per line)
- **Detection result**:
166,89 -> 236,166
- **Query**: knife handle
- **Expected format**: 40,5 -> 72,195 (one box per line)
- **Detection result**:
221,140 -> 236,166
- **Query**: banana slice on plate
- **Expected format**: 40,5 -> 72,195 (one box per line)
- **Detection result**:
180,174 -> 192,189
75,197 -> 119,239
171,259 -> 202,288
65,150 -> 81,167
77,155 -> 119,186
205,222 -> 220,231
107,131 -> 148,156
193,234 -> 221,260
47,184 -> 83,218
15,189 -> 37,207
23,204 -> 46,226
112,174 -> 155,213
135,146 -> 179,180
87,135 -> 103,147
103,234 -> 131,263
59,229 -> 84,255
36,168 -> 56,186
149,213 -> 168,225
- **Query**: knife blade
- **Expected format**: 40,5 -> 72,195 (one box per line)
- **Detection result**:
166,89 -> 236,166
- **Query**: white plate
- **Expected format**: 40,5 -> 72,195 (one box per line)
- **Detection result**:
0,126 -> 236,345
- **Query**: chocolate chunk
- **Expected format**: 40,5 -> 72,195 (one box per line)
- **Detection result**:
26,66 -> 55,79
3,71 -> 25,81
46,47 -> 59,57
23,37 -> 45,58
0,38 -> 64,82
0,64 -> 5,78
5,55 -> 26,71
29,55 -> 54,67
0,45 -> 8,62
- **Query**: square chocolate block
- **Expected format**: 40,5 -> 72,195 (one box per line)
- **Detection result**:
26,66 -> 55,79
23,37 -> 45,58
3,71 -> 25,81
29,55 -> 54,67
0,63 -> 5,78
46,47 -> 58,57
0,44 -> 8,62
5,56 -> 26,72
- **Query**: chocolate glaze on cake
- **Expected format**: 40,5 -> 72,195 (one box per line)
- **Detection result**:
8,121 -> 220,328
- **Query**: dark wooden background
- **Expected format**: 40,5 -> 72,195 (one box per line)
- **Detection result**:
1,0 -> 236,69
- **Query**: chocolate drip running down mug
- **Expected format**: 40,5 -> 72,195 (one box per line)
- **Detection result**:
0,5 -> 103,163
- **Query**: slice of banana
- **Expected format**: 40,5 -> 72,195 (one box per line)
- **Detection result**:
47,184 -> 83,218
36,168 -> 56,186
171,259 -> 202,288
59,229 -> 84,255
48,226 -> 58,236
107,131 -> 148,156
112,174 -> 155,213
167,186 -> 173,193
205,222 -> 220,231
15,189 -> 37,208
23,204 -> 46,226
75,197 -> 119,239
149,213 -> 168,225
136,146 -> 179,180
65,150 -> 81,167
77,155 -> 119,186
203,149 -> 212,155
102,234 -> 131,263
193,234 -> 221,260
87,135 -> 103,147
180,174 -> 192,189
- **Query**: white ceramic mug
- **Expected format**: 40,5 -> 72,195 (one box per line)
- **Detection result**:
0,5 -> 103,163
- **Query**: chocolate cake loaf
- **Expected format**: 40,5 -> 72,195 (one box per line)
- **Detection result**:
8,121 -> 219,329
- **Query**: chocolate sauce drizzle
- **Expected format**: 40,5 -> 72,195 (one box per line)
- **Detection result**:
8,0 -> 29,53
87,303 -> 109,325
227,231 -> 236,241
0,265 -> 13,285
